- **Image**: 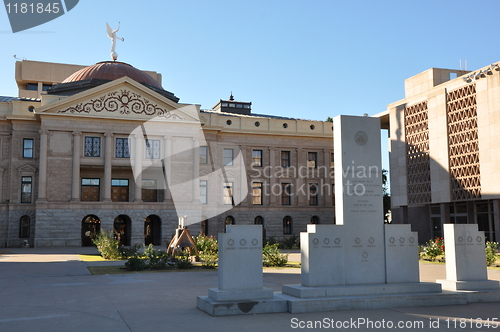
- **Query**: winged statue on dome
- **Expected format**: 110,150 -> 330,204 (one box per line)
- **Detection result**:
106,22 -> 124,61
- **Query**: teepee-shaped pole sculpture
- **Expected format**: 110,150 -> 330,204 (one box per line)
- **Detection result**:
167,216 -> 200,261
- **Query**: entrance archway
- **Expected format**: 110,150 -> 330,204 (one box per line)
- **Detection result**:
114,215 -> 131,246
144,215 -> 162,245
82,215 -> 100,247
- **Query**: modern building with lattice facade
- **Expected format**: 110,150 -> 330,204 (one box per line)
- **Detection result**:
0,60 -> 335,247
381,62 -> 500,243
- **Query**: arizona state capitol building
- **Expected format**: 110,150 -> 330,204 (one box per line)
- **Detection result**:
0,59 -> 335,247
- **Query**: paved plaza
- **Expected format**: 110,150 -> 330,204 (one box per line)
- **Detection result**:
1,247 -> 500,331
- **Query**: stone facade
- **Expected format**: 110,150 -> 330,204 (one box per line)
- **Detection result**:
0,60 -> 335,247
383,63 -> 500,244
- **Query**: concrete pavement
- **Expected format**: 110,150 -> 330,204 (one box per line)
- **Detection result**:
0,247 -> 500,331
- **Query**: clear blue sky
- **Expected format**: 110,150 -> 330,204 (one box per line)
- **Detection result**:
2,0 -> 500,171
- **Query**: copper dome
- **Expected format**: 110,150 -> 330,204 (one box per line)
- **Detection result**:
62,61 -> 163,89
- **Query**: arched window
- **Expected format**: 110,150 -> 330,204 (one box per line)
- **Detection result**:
201,219 -> 209,236
283,216 -> 293,235
254,216 -> 264,225
82,215 -> 100,247
19,215 -> 30,238
224,215 -> 235,232
311,216 -> 320,224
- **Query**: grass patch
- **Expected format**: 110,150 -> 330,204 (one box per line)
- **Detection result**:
264,261 -> 301,269
79,254 -> 124,262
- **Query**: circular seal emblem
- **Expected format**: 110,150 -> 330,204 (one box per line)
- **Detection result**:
239,239 -> 247,246
354,131 -> 368,146
355,237 -> 361,244
368,237 -> 374,244
409,237 -> 415,244
313,238 -> 319,245
389,237 -> 395,244
458,236 -> 464,243
362,252 -> 369,259
323,238 -> 330,245
334,238 -> 341,245
476,236 -> 482,243
399,237 -> 405,244
467,236 -> 473,243
227,239 -> 234,246
252,238 -> 258,246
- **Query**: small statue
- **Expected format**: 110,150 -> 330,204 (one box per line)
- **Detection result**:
106,22 -> 124,61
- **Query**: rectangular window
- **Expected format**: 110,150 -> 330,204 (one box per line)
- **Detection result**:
145,139 -> 160,159
223,148 -> 234,166
115,138 -> 131,158
84,137 -> 101,157
81,178 -> 100,202
281,151 -> 291,168
281,183 -> 292,206
111,179 -> 129,202
142,179 -> 158,202
330,152 -> 334,168
252,182 -> 263,205
308,152 -> 317,168
23,138 -> 33,158
200,180 -> 208,204
21,176 -> 32,203
223,182 -> 234,205
332,184 -> 335,206
200,146 -> 208,164
252,150 -> 263,167
309,183 -> 318,206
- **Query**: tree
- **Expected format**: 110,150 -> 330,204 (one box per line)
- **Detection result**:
382,169 -> 391,223
326,117 -> 333,122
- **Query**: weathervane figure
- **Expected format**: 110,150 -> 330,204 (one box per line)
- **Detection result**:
106,22 -> 124,61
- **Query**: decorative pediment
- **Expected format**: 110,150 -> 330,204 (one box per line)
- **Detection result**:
57,89 -> 186,120
38,77 -> 200,122
17,164 -> 37,173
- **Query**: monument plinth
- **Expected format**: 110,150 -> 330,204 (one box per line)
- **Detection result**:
197,225 -> 287,316
437,224 -> 500,301
283,115 -> 464,312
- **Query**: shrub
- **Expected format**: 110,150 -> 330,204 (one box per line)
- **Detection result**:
144,244 -> 169,270
280,235 -> 299,249
421,237 -> 445,261
486,241 -> 499,266
262,243 -> 289,267
200,253 -> 217,268
125,257 -> 147,271
195,234 -> 218,255
265,236 -> 278,246
175,249 -> 193,269
92,230 -> 123,260
120,244 -> 140,259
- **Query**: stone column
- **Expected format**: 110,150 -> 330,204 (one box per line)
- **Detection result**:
0,167 -> 4,203
238,145 -> 247,206
192,137 -> 200,203
103,133 -> 113,202
268,147 -> 276,206
71,131 -> 81,201
296,148 -> 305,206
163,136 -> 172,202
37,130 -> 49,202
134,134 -> 143,202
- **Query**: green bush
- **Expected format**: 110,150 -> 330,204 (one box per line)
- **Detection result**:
265,236 -> 278,246
120,244 -> 140,259
200,253 -> 217,268
175,249 -> 193,269
125,257 -> 147,271
280,235 -> 299,249
486,241 -> 499,266
144,244 -> 169,270
195,234 -> 218,255
262,243 -> 289,267
421,237 -> 445,261
92,230 -> 123,260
